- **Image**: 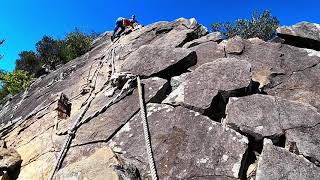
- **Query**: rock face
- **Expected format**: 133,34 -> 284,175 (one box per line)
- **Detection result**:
121,45 -> 196,78
277,22 -> 320,50
109,103 -> 248,179
183,32 -> 223,48
225,94 -> 320,165
0,18 -> 320,179
188,41 -> 225,70
164,58 -> 252,117
256,139 -> 320,180
225,36 -> 245,54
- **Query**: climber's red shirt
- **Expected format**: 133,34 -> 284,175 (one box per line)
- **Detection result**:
122,19 -> 134,28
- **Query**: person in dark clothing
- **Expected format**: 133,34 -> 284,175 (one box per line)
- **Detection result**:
112,15 -> 139,41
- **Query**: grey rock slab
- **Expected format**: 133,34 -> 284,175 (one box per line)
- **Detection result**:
183,32 -> 223,48
227,38 -> 320,111
225,36 -> 245,55
165,58 -> 252,111
278,99 -> 320,130
188,41 -> 225,70
286,124 -> 320,164
225,94 -> 320,140
225,95 -> 282,140
151,29 -> 196,48
256,139 -> 320,180
277,22 -> 320,50
267,61 -> 320,111
121,45 -> 196,78
225,94 -> 320,164
64,78 -> 169,166
109,103 -> 248,179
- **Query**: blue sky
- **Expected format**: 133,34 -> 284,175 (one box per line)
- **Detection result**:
1,0 -> 319,72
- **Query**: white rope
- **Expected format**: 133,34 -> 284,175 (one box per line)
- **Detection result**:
137,76 -> 158,180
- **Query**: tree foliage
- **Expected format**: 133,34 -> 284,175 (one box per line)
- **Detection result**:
60,30 -> 94,61
34,30 -> 95,70
211,10 -> 280,41
36,36 -> 64,70
15,51 -> 42,75
15,29 -> 95,75
0,70 -> 33,96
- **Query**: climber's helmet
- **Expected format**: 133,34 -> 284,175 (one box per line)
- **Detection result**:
132,15 -> 136,20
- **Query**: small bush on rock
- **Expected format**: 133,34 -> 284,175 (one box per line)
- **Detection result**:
211,10 -> 280,41
0,70 -> 33,98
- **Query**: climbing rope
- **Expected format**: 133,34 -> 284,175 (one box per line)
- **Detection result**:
137,76 -> 158,180
50,34 -> 159,179
50,38 -> 127,179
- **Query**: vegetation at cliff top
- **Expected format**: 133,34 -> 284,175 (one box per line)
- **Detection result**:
211,10 -> 280,41
0,29 -> 97,103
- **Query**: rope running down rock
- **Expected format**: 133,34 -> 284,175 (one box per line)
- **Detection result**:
137,76 -> 158,180
50,42 -> 119,179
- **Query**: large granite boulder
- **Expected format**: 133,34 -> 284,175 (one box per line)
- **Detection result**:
121,45 -> 196,78
151,29 -> 199,48
108,103 -> 248,179
277,22 -> 320,50
188,41 -> 225,70
225,94 -> 320,164
163,58 -> 252,115
225,36 -> 245,55
226,37 -> 320,111
256,139 -> 320,180
62,77 -> 169,165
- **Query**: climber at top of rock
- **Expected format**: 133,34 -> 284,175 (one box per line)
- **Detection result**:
111,15 -> 140,41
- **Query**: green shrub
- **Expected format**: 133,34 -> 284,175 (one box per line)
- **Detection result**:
15,29 -> 96,75
36,36 -> 64,70
211,10 -> 280,41
0,70 -> 33,96
60,30 -> 94,61
15,51 -> 42,75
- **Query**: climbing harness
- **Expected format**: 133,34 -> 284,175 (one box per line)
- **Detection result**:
137,76 -> 158,180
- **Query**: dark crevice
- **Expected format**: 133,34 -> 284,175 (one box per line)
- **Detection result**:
177,32 -> 201,48
155,27 -> 173,35
272,134 -> 286,148
203,92 -> 226,122
305,156 -> 320,167
239,134 -> 263,180
203,80 -> 263,122
149,52 -> 197,80
277,34 -> 320,51
148,81 -> 172,104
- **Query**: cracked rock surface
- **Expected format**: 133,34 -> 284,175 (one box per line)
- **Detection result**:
256,139 -> 320,180
164,58 -> 252,112
0,18 -> 319,179
277,22 -> 320,50
225,94 -> 320,164
109,103 -> 248,179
